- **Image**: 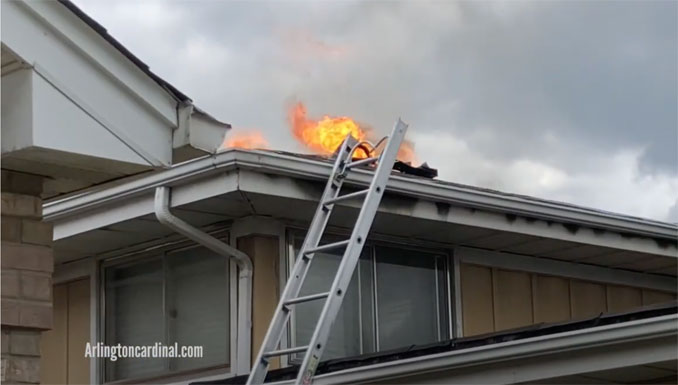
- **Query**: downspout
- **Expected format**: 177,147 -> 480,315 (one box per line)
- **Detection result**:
154,186 -> 253,375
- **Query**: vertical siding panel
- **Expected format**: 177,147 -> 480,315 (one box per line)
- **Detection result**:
67,279 -> 91,384
460,264 -> 494,336
238,235 -> 281,369
570,280 -> 607,319
41,283 -> 68,384
642,289 -> 676,305
606,285 -> 642,313
533,275 -> 570,323
492,269 -> 533,331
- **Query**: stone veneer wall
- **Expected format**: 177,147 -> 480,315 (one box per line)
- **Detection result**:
1,170 -> 54,384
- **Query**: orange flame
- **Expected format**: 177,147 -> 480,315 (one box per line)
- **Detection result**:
288,102 -> 369,158
225,102 -> 419,166
223,131 -> 269,150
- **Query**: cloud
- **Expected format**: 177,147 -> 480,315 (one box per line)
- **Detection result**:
413,130 -> 678,221
72,0 -> 677,221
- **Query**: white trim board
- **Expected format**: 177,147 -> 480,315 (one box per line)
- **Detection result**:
456,246 -> 676,292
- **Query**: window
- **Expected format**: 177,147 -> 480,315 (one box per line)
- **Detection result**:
103,245 -> 230,382
290,235 -> 450,360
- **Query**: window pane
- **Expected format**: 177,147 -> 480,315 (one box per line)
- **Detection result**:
166,247 -> 230,371
104,246 -> 230,382
293,238 -> 372,359
376,247 -> 446,350
105,258 -> 165,381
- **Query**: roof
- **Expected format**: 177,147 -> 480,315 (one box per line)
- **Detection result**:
57,0 -> 227,127
195,301 -> 678,384
264,150 -> 672,230
57,0 -> 188,102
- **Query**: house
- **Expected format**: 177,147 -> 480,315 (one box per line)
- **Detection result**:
2,1 -> 676,384
2,0 -> 230,383
43,148 -> 677,384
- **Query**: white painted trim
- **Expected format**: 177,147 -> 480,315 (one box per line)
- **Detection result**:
456,246 -> 677,292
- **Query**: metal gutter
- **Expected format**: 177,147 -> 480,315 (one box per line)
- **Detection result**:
44,149 -> 677,239
154,186 -> 252,376
270,313 -> 678,384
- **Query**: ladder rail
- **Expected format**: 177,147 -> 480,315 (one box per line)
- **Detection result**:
247,135 -> 358,385
296,119 -> 408,385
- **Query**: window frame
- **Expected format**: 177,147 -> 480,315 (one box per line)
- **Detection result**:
98,234 -> 237,384
284,228 -> 456,360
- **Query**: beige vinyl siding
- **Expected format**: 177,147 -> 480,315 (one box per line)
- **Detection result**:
570,280 -> 607,319
41,279 -> 90,384
532,275 -> 570,323
606,285 -> 642,313
642,289 -> 675,305
460,264 -> 494,336
238,235 -> 281,369
492,270 -> 533,330
460,264 -> 676,337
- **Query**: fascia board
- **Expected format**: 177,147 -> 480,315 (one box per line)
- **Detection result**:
269,314 -> 678,385
45,150 -> 678,242
5,0 -> 178,128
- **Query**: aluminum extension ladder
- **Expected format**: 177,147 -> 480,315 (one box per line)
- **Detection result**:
247,119 -> 408,385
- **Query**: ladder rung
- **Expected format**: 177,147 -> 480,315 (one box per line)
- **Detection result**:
323,189 -> 369,205
284,291 -> 330,306
264,346 -> 308,358
347,156 -> 379,169
305,240 -> 350,255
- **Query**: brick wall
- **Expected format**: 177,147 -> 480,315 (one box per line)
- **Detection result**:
1,170 -> 53,384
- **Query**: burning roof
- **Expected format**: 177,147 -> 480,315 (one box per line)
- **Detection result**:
222,102 -> 433,177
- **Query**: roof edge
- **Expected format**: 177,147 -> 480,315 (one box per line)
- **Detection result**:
43,149 -> 678,240
272,313 -> 678,385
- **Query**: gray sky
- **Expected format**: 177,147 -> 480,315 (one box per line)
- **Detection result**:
74,0 -> 677,222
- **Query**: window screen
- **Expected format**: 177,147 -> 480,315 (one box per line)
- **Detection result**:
104,246 -> 230,382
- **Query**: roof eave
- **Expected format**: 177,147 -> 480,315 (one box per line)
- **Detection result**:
43,149 -> 678,240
